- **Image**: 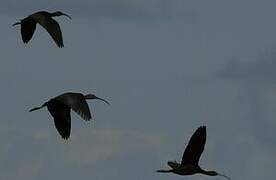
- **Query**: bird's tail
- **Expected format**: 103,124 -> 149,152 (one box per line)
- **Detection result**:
12,22 -> 21,26
168,161 -> 180,169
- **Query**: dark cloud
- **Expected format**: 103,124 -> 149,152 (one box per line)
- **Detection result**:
0,127 -> 162,180
219,50 -> 276,84
218,49 -> 276,147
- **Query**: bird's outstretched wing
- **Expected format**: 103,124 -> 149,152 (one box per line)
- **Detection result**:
36,16 -> 64,47
47,99 -> 71,139
21,19 -> 37,43
181,126 -> 206,166
55,93 -> 92,121
70,98 -> 92,121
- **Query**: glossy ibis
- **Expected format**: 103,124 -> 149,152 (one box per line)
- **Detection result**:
29,92 -> 109,139
13,11 -> 71,47
157,126 -> 230,179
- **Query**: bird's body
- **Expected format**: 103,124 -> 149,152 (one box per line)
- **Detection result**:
172,164 -> 202,175
159,163 -> 202,175
13,11 -> 71,48
157,126 -> 230,179
29,92 -> 109,139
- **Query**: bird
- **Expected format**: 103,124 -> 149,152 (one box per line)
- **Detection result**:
13,11 -> 71,48
29,92 -> 110,139
157,126 -> 230,180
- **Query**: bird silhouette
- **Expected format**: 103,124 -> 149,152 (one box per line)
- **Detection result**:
157,126 -> 230,179
13,11 -> 71,48
29,92 -> 109,139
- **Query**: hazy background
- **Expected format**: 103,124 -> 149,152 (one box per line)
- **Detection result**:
0,0 -> 276,179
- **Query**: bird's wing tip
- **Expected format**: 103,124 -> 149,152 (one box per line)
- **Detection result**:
198,126 -> 206,130
62,136 -> 70,140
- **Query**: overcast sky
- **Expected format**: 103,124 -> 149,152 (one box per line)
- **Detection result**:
0,0 -> 276,180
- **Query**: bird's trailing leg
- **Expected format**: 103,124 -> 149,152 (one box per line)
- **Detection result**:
156,169 -> 173,173
29,102 -> 47,112
12,22 -> 21,26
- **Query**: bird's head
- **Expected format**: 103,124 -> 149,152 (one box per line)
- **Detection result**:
84,94 -> 110,105
206,171 -> 218,176
52,11 -> 72,19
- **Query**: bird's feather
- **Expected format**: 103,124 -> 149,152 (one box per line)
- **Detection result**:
55,93 -> 92,121
70,99 -> 92,121
21,19 -> 37,43
181,126 -> 207,166
47,99 -> 71,139
34,15 -> 64,47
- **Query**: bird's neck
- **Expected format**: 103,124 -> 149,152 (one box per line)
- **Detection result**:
200,169 -> 216,176
50,12 -> 60,17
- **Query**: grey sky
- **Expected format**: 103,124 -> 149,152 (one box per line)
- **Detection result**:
0,0 -> 275,179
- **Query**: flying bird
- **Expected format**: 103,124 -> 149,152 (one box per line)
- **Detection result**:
29,92 -> 109,139
13,11 -> 71,48
157,126 -> 230,180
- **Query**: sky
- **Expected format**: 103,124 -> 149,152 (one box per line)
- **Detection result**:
0,0 -> 276,179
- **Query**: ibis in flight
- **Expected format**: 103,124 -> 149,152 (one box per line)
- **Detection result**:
157,126 -> 230,179
29,92 -> 109,139
13,11 -> 71,48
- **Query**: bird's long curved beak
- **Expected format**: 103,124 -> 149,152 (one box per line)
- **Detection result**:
218,173 -> 230,180
95,96 -> 110,105
62,13 -> 72,19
